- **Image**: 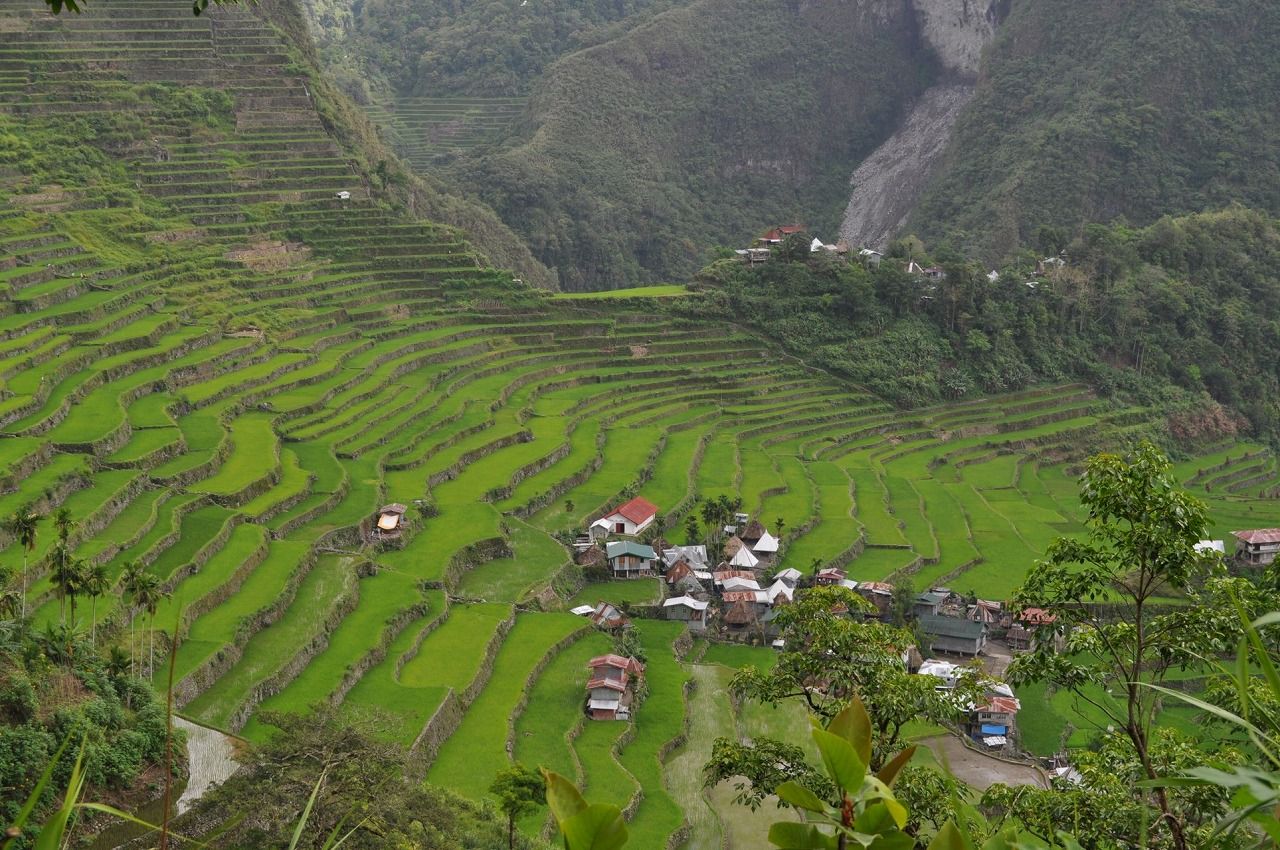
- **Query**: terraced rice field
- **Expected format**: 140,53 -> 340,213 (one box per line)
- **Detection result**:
2,2 -> 1278,847
365,96 -> 526,168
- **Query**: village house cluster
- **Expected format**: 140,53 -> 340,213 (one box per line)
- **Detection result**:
734,224 -> 1075,299
565,500 -> 1269,750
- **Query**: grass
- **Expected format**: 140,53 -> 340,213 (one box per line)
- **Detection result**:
426,613 -> 587,798
192,411 -> 279,497
185,553 -> 354,730
569,579 -> 661,609
613,620 -> 690,846
552,285 -> 689,299
3,39 -> 1278,839
512,631 -> 614,834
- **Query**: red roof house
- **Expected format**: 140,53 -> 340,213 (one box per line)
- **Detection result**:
586,655 -> 645,720
1232,528 -> 1280,566
596,497 -> 659,536
757,224 -> 806,244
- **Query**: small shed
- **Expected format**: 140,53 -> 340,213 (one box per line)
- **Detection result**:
589,601 -> 629,631
814,568 -> 846,586
773,567 -> 803,586
913,589 -> 951,619
663,595 -> 709,631
729,546 -> 759,570
373,503 -> 407,539
739,520 -> 766,545
576,544 -> 606,567
752,531 -> 779,555
723,599 -> 759,631
605,541 -> 657,578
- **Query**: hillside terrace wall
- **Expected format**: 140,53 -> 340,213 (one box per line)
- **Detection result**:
406,609 -> 519,778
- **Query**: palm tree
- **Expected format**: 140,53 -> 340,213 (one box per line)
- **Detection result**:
4,504 -> 41,619
48,541 -> 83,625
105,644 -> 130,678
121,561 -> 146,676
53,507 -> 74,543
131,573 -> 164,680
82,562 -> 110,649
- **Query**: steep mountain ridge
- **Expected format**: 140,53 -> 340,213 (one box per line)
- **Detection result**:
449,0 -> 935,289
909,0 -> 1280,260
838,0 -> 998,249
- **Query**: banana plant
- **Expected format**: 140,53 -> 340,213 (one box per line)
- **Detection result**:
1142,608 -> 1280,847
766,696 -> 916,849
541,767 -> 628,850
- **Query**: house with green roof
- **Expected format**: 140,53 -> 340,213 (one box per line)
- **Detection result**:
605,540 -> 657,578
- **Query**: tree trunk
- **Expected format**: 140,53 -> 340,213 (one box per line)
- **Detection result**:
507,814 -> 515,850
90,596 -> 97,648
19,554 -> 26,619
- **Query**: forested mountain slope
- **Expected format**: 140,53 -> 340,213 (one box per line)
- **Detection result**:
328,0 -> 1280,287
325,0 -> 935,290
910,0 -> 1280,260
454,0 -> 934,290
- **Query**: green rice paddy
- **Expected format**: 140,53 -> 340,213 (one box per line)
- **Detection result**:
2,6 -> 1278,847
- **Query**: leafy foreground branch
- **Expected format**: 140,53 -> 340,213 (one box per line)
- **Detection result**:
546,696 -> 1060,850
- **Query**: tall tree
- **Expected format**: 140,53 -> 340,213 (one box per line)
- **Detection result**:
707,586 -> 983,807
4,503 -> 41,619
130,571 -> 164,679
53,507 -> 74,544
489,762 -> 545,849
1009,442 -> 1248,850
122,561 -> 146,676
683,512 -> 699,545
48,541 -> 83,625
83,561 -> 110,649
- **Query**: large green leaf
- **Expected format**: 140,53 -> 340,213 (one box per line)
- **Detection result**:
876,746 -> 916,787
560,802 -> 629,850
767,822 -> 838,849
812,729 -> 866,793
775,780 -> 827,813
867,832 -> 915,850
926,821 -> 972,850
827,698 -> 873,766
34,743 -> 86,850
543,768 -> 589,826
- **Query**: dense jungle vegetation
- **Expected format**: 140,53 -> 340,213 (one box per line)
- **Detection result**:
687,207 -> 1280,437
910,0 -> 1280,261
311,0 -> 935,290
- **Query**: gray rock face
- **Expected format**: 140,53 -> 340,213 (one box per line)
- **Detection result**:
911,0 -> 999,77
838,84 -> 975,251
837,0 -> 999,250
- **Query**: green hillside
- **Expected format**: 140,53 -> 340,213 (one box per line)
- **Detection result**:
458,0 -> 933,290
334,0 -> 934,290
1,0 -> 1278,846
911,0 -> 1280,260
